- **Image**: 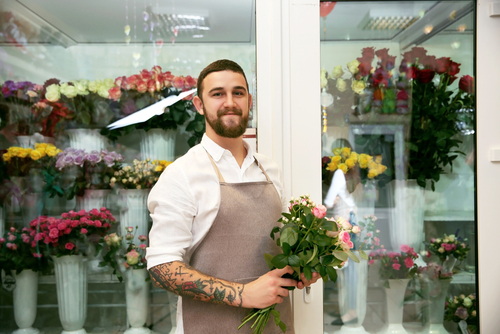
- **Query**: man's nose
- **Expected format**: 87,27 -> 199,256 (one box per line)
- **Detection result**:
224,94 -> 235,107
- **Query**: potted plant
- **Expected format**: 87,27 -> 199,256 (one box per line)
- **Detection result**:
423,233 -> 469,273
29,208 -> 116,334
444,293 -> 477,334
0,227 -> 50,334
101,227 -> 151,334
101,66 -> 203,160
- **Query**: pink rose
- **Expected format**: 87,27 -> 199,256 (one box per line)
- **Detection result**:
32,253 -> 43,258
400,244 -> 411,253
339,231 -> 351,244
139,244 -> 147,250
49,229 -> 59,239
172,76 -> 185,89
373,237 -> 380,246
94,221 -> 102,228
351,226 -> 361,234
108,87 -> 122,100
136,80 -> 148,93
138,235 -> 147,241
326,230 -> 339,238
392,263 -> 401,270
312,205 -> 327,219
81,228 -> 88,234
7,243 -> 18,250
8,234 -> 16,241
126,249 -> 140,265
369,259 -> 375,265
65,242 -> 75,250
404,257 -> 414,268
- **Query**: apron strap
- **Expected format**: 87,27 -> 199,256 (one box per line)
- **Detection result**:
204,149 -> 272,183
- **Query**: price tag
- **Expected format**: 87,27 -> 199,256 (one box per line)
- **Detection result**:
458,320 -> 469,334
1,272 -> 16,292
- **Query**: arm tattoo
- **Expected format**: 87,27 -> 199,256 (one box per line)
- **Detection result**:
149,261 -> 245,307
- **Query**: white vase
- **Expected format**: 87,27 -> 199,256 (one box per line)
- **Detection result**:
66,128 -> 109,152
426,279 -> 452,334
12,269 -> 40,334
441,256 -> 457,274
75,189 -> 110,212
119,189 -> 150,246
388,179 -> 425,252
139,128 -> 176,161
334,252 -> 370,334
15,134 -> 53,148
52,255 -> 88,334
124,268 -> 151,334
378,279 -> 410,334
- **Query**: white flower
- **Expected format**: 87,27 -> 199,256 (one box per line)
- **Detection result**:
336,78 -> 347,92
448,235 -> 455,242
463,297 -> 472,307
331,65 -> 344,79
438,247 -> 445,253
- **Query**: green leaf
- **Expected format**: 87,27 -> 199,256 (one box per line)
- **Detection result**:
332,251 -> 348,262
303,266 -> 312,281
281,227 -> 298,247
313,234 -> 331,247
304,213 -> 314,228
326,266 -> 338,283
270,226 -> 280,239
282,242 -> 291,256
359,249 -> 368,260
271,254 -> 289,269
264,253 -> 275,270
345,250 -> 360,263
321,255 -> 334,266
288,255 -> 300,267
320,220 -> 337,231
306,244 -> 318,265
279,321 -> 287,333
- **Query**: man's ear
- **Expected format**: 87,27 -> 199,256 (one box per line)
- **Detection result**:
248,93 -> 253,110
193,95 -> 204,115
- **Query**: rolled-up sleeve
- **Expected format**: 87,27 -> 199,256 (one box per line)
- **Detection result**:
146,164 -> 197,269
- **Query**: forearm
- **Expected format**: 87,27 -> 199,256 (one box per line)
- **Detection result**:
148,261 -> 244,307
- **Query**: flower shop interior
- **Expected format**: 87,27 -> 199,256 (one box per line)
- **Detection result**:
1,0 -> 498,333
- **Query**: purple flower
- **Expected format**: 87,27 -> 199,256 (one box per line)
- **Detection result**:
455,306 -> 469,320
87,151 -> 101,164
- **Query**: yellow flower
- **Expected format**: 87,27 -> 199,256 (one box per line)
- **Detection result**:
358,154 -> 369,168
350,152 -> 359,163
347,59 -> 360,75
35,148 -> 46,158
336,78 -> 347,92
154,165 -> 163,172
338,163 -> 348,174
30,150 -> 42,161
375,155 -> 383,164
332,148 -> 342,156
3,153 -> 11,162
331,65 -> 344,79
367,170 -> 378,179
8,147 -> 20,156
46,147 -> 58,157
377,164 -> 387,174
34,143 -> 48,149
341,147 -> 351,158
326,161 -> 338,171
345,158 -> 355,169
368,161 -> 378,170
331,156 -> 342,164
351,80 -> 366,94
17,148 -> 29,158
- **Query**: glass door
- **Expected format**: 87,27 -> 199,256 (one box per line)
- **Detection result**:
319,1 -> 476,333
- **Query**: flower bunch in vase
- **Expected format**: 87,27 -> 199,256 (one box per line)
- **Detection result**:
101,66 -> 203,146
356,214 -> 383,253
55,147 -> 124,199
368,245 -> 419,286
29,207 -> 116,257
100,226 -> 148,282
44,78 -> 116,129
0,226 -> 50,274
424,233 -> 469,264
0,80 -> 58,137
110,159 -> 170,190
444,293 -> 477,334
239,194 -> 360,334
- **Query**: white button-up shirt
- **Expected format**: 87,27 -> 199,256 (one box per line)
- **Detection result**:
146,134 -> 287,269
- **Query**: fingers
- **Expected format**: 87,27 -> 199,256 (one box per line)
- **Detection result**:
280,278 -> 298,287
273,265 -> 294,277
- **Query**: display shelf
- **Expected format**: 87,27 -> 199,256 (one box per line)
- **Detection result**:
451,271 -> 476,284
424,210 -> 475,222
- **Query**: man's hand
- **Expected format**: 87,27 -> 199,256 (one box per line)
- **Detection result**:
297,272 -> 321,289
241,266 -> 297,309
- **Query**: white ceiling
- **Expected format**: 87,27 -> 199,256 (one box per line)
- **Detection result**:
0,0 -> 473,48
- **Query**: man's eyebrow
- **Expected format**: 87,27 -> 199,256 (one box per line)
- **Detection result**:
207,86 -> 247,94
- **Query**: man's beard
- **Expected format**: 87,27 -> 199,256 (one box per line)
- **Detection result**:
204,106 -> 249,138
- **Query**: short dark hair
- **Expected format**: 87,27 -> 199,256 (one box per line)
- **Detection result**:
196,59 -> 249,101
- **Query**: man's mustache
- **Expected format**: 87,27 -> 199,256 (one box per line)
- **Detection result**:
217,108 -> 242,117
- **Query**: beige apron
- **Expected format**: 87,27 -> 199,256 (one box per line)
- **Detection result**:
183,153 -> 294,334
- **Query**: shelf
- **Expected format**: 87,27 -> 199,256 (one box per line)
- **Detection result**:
451,271 -> 476,284
424,211 -> 475,222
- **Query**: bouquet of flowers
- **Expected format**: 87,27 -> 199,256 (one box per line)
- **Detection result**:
0,227 -> 49,275
424,233 -> 469,263
324,146 -> 387,183
444,293 -> 477,334
239,195 -> 360,334
101,66 -> 203,146
356,214 -> 382,253
100,226 -> 148,282
44,78 -> 116,129
110,159 -> 170,190
368,245 -> 419,287
29,207 -> 116,257
0,81 -> 57,137
55,147 -> 124,199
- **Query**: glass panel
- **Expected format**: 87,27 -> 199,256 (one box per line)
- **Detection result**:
320,1 -> 476,334
0,0 -> 255,333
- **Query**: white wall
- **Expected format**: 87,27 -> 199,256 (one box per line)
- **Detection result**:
477,0 -> 500,332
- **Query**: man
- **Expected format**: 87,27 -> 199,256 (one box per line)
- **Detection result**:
146,59 -> 319,334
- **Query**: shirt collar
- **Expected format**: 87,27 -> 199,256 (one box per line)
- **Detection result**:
201,133 -> 255,164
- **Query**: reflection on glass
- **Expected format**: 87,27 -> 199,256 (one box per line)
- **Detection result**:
0,0 -> 256,333
320,1 -> 476,334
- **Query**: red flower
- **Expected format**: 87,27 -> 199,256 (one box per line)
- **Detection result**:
392,263 -> 401,270
420,55 -> 436,70
435,57 -> 451,74
406,66 -> 418,80
396,89 -> 409,100
108,87 -> 122,101
361,47 -> 375,59
375,48 -> 390,60
381,55 -> 397,70
402,46 -> 427,63
65,242 -> 75,250
447,61 -> 461,76
404,257 -> 414,268
416,69 -> 435,84
447,75 -> 458,85
459,75 -> 474,94
372,68 -> 390,87
357,59 -> 372,77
